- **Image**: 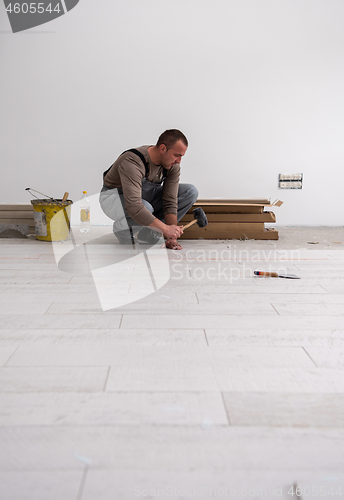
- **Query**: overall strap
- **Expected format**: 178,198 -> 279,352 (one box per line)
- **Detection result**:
103,149 -> 149,181
103,149 -> 165,181
122,149 -> 149,177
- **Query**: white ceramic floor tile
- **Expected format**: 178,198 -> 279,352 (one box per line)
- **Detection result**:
223,393 -> 344,427
0,346 -> 18,367
6,344 -> 121,366
0,270 -> 18,277
198,293 -> 344,305
205,329 -> 344,347
0,262 -> 61,270
0,470 -> 82,500
321,285 -> 344,294
120,314 -> 344,330
292,271 -> 344,278
205,346 -> 313,368
111,301 -> 278,315
0,392 -> 228,426
0,328 -> 207,345
211,367 -> 344,392
0,302 -> 52,315
161,284 -> 327,294
1,426 -> 344,471
0,314 -> 121,329
0,367 -> 108,392
294,262 -> 344,270
45,302 -> 119,315
11,269 -> 65,276
106,364 -> 218,391
0,283 -> 97,293
82,469 -> 344,500
6,345 -> 313,369
273,303 -> 344,316
253,278 -> 344,287
0,291 -> 100,303
305,347 -> 344,369
69,276 -> 100,284
0,276 -> 72,284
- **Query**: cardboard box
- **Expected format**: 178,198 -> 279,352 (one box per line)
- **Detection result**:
179,228 -> 279,240
180,199 -> 282,240
188,199 -> 283,214
180,211 -> 276,223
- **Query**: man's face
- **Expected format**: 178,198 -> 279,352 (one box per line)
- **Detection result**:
160,140 -> 188,169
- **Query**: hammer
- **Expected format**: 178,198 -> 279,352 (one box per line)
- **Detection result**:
182,207 -> 208,230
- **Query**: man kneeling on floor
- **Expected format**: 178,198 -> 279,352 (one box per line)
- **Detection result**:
99,129 -> 198,250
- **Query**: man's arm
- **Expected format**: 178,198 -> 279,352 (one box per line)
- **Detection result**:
164,213 -> 178,226
148,216 -> 183,240
160,167 -> 184,248
162,213 -> 184,249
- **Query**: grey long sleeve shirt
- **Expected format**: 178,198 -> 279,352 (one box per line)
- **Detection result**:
103,146 -> 180,226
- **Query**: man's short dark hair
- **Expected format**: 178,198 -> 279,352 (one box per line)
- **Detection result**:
156,129 -> 188,149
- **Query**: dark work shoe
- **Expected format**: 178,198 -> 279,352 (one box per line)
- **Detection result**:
136,227 -> 161,244
114,229 -> 135,245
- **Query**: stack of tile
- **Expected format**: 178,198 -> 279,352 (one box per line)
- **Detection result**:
0,204 -> 34,236
179,199 -> 283,240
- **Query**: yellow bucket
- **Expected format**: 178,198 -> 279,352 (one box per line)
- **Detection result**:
31,199 -> 73,242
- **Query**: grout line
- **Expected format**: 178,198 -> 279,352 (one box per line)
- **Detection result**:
3,345 -> 19,367
302,346 -> 318,367
0,424 -> 235,429
220,392 -> 231,426
143,251 -> 157,292
43,303 -> 55,315
270,304 -> 280,315
203,329 -> 209,346
103,366 -> 111,392
76,466 -> 88,500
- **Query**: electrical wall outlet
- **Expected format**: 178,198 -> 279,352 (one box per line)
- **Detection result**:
278,174 -> 303,189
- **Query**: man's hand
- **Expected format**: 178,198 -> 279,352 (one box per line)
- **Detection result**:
165,238 -> 183,250
163,224 -> 183,240
148,214 -> 183,244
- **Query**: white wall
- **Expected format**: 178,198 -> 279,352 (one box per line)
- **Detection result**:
1,0 -> 343,225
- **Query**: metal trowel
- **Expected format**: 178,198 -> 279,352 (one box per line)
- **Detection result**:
254,270 -> 300,279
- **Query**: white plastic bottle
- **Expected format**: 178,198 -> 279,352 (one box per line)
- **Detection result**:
80,191 -> 90,233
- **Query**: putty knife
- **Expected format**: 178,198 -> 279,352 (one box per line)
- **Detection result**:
254,270 -> 300,279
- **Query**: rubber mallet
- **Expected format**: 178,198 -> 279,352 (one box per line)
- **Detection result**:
182,207 -> 208,230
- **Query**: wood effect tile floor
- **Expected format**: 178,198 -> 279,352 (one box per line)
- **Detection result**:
0,227 -> 343,500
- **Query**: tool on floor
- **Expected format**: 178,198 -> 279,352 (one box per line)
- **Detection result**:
181,207 -> 208,230
254,270 -> 300,279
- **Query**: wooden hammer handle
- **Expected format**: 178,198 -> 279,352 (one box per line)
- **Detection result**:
181,219 -> 198,230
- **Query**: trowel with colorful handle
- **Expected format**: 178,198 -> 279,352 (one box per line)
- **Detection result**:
254,270 -> 300,279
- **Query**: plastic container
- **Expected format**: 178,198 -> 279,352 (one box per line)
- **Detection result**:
80,191 -> 90,233
31,199 -> 73,242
